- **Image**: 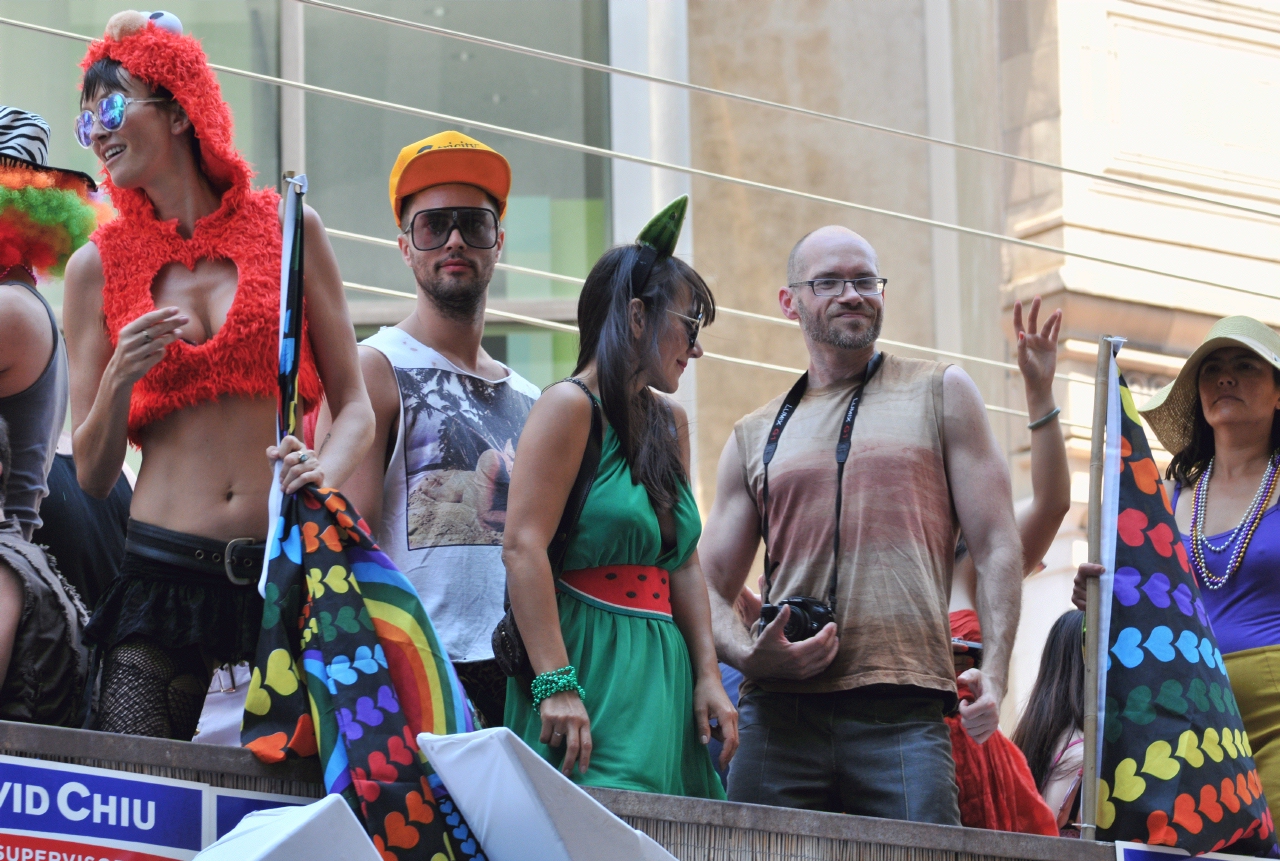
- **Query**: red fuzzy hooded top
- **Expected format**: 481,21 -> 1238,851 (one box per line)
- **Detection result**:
82,20 -> 322,445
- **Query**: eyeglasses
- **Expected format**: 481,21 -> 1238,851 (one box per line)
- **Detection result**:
403,207 -> 499,252
75,93 -> 169,148
668,308 -> 704,349
790,277 -> 887,297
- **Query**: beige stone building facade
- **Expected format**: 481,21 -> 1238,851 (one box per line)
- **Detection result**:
682,0 -> 1280,719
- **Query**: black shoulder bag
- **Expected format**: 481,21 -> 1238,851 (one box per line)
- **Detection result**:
492,378 -> 603,680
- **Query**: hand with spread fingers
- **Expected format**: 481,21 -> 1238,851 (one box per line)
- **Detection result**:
267,434 -> 325,494
539,689 -> 592,776
1013,296 -> 1062,399
109,306 -> 189,387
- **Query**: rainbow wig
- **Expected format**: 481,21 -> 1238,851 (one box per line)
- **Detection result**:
0,158 -> 109,278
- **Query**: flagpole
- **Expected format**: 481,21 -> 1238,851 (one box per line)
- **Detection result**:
1081,334 -> 1112,842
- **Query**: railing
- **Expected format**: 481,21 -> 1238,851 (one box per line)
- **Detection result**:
0,721 -> 1112,861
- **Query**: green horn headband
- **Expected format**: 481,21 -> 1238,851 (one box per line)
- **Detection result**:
630,194 -> 688,294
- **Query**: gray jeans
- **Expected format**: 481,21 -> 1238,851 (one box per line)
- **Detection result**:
727,686 -> 961,824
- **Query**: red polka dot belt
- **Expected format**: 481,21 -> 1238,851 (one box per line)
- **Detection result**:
557,564 -> 672,620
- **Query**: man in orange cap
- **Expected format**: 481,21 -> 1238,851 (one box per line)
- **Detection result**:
321,131 -> 539,729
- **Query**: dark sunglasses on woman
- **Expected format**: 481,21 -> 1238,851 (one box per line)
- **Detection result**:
668,308 -> 704,349
403,207 -> 499,252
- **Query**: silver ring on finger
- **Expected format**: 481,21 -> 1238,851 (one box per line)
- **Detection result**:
143,331 -> 152,343
298,452 -> 309,463
551,730 -> 563,738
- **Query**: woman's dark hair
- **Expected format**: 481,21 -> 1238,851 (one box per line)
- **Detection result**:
82,58 -> 175,105
574,246 -> 715,510
1166,363 -> 1280,487
1012,609 -> 1085,793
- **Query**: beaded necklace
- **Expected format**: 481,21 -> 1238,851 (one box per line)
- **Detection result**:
1189,453 -> 1280,590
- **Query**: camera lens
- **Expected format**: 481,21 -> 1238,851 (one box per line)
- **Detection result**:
784,607 -> 809,642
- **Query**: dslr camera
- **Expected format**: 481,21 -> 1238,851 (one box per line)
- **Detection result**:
758,596 -> 835,643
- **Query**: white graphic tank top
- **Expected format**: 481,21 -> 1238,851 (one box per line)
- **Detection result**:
362,327 -> 540,662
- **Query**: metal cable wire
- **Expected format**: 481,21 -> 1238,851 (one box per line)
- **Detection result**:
5,15 -> 1275,300
299,0 -> 1280,224
341,279 -> 1093,431
328,225 -> 1095,384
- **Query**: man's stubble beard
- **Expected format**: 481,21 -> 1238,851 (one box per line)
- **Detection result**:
796,299 -> 882,350
412,253 -> 495,322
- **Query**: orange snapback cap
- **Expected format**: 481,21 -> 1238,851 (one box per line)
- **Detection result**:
388,130 -> 511,227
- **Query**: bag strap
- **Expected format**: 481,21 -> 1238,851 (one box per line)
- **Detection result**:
547,378 -> 604,574
759,372 -> 810,604
760,352 -> 883,609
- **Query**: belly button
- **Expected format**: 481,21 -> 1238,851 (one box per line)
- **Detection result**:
225,491 -> 234,502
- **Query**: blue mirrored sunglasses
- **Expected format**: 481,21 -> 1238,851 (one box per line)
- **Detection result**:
75,93 -> 168,148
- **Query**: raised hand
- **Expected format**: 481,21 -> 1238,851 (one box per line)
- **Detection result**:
1013,296 -> 1062,396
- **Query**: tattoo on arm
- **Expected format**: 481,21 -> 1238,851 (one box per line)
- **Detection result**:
317,432 -> 332,457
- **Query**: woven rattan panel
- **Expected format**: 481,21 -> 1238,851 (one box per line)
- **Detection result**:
2,722 -> 1113,860
588,788 -> 1114,861
625,817 -> 1047,861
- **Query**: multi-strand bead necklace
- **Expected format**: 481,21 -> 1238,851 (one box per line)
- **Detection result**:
1189,453 -> 1280,590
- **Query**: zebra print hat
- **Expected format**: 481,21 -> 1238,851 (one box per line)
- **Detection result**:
0,106 -> 96,191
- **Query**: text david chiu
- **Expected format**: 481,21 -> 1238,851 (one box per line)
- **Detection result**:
0,782 -> 155,830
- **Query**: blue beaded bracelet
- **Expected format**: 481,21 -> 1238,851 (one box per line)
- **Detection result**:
531,665 -> 586,712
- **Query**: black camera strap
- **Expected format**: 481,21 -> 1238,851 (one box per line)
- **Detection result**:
760,352 -> 883,610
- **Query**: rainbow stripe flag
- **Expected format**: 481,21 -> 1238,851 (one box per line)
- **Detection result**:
242,175 -> 483,861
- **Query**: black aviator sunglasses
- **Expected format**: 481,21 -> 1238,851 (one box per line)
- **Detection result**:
403,207 -> 499,252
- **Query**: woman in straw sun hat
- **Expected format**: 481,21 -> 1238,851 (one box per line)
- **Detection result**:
1076,314 -> 1280,813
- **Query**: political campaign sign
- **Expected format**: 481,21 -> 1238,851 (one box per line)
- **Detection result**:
0,755 -> 204,860
0,757 -> 314,860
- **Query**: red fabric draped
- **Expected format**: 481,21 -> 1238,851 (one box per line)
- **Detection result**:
947,609 -> 1058,836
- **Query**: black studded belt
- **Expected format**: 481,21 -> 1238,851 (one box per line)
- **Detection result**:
124,519 -> 265,586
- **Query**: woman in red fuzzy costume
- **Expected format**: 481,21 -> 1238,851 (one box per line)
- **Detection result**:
63,10 -> 373,740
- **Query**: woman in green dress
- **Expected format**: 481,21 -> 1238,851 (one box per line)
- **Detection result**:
502,197 -> 737,796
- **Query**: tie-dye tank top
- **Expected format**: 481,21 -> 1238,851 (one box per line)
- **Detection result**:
734,354 -> 958,698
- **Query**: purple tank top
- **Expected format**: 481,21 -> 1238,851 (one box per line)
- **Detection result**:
1172,482 -> 1280,655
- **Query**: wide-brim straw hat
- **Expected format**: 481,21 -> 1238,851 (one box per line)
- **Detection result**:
1140,315 -> 1280,454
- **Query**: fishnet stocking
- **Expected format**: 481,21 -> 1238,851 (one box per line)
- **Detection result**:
98,636 -> 211,740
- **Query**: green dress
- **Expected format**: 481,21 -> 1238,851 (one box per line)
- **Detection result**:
504,425 -> 725,799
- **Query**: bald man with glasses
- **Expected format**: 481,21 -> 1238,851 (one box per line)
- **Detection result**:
700,226 -> 1023,823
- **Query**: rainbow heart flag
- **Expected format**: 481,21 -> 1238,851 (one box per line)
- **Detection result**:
1094,360 -> 1273,855
241,175 -> 484,861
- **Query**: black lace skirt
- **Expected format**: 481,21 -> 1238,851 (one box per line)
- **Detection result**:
84,520 -> 265,663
